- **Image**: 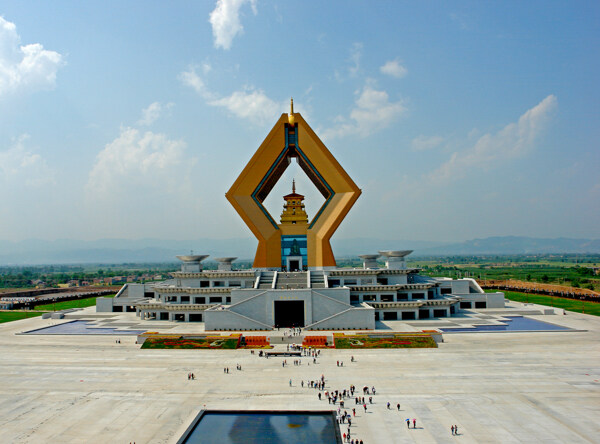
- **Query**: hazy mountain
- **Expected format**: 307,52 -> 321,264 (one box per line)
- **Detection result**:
0,236 -> 598,265
417,236 -> 600,255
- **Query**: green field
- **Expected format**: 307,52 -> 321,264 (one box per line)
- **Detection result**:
489,290 -> 600,316
0,311 -> 45,324
33,294 -> 115,311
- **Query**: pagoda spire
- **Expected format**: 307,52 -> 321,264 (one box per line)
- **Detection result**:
292,179 -> 296,194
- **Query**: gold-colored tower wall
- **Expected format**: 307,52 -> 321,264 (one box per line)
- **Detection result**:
226,112 -> 361,269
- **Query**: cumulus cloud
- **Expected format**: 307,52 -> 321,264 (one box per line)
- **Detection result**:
412,135 -> 444,151
179,67 -> 213,99
137,102 -> 174,126
209,88 -> 281,125
430,95 -> 558,183
86,127 -> 191,201
179,66 -> 288,126
322,85 -> 406,139
0,17 -> 64,97
209,0 -> 257,50
0,134 -> 55,186
380,59 -> 408,78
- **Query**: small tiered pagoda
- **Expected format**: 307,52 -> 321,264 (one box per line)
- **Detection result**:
280,180 -> 308,225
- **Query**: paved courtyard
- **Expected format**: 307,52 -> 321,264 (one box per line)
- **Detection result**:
0,303 -> 598,443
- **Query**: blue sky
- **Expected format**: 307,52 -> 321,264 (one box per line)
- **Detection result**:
0,1 -> 598,243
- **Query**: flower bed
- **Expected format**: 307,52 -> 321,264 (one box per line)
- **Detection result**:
240,335 -> 272,349
302,336 -> 331,348
141,335 -> 240,349
333,333 -> 437,349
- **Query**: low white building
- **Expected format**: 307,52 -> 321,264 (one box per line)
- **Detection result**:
97,251 -> 504,330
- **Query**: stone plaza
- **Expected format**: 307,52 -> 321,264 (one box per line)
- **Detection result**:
0,302 -> 598,443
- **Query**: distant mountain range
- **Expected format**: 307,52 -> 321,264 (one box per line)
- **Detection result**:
0,236 -> 598,265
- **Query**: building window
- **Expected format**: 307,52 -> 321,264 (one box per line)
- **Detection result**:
383,311 -> 398,320
229,281 -> 241,287
194,297 -> 206,304
226,297 -> 231,303
209,296 -> 223,303
377,277 -> 388,285
412,292 -> 425,300
180,296 -> 190,303
189,313 -> 203,322
200,280 -> 209,288
344,279 -> 357,286
433,309 -> 447,317
213,281 -> 224,287
381,294 -> 394,302
440,287 -> 452,294
329,279 -> 340,287
350,295 -> 359,304
397,293 -> 408,301
401,311 -> 416,320
475,301 -> 487,309
363,294 -> 376,301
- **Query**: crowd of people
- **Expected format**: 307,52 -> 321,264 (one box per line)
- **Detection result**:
186,338 -> 462,441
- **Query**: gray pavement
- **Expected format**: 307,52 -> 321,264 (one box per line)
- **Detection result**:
0,303 -> 598,443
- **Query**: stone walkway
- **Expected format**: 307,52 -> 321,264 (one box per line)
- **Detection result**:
0,304 -> 598,443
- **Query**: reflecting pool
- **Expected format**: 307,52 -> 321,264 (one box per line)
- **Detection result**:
440,316 -> 571,333
179,411 -> 341,444
24,320 -> 146,335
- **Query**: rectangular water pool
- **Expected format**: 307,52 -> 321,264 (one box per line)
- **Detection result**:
440,316 -> 571,333
178,410 -> 342,444
24,320 -> 146,335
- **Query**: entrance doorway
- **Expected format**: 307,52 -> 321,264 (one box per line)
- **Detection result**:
274,300 -> 304,327
289,260 -> 300,271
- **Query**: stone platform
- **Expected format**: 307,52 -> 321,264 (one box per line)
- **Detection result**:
0,303 -> 598,443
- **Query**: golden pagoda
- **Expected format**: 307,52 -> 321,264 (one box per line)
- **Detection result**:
280,180 -> 308,225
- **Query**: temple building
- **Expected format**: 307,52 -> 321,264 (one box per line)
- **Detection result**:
280,181 -> 308,271
97,101 -> 504,328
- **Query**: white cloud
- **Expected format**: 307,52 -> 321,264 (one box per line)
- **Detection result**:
179,67 -> 291,126
209,0 -> 257,50
430,95 -> 558,183
0,134 -> 55,187
0,17 -> 64,97
137,102 -> 174,126
412,135 -> 444,151
322,85 -> 406,139
86,127 -> 191,201
179,67 -> 213,100
380,59 -> 407,79
209,88 -> 281,125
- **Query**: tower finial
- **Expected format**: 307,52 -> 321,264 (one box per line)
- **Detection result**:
288,98 -> 295,125
292,179 -> 296,194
